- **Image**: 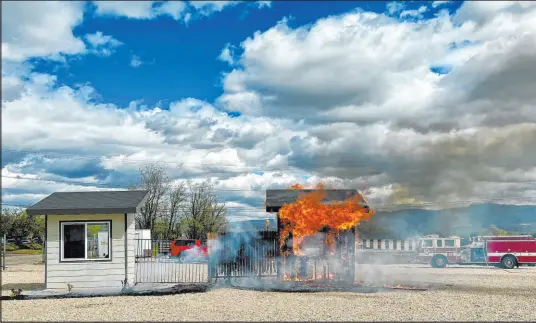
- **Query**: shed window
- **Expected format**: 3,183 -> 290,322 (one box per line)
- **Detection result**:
61,221 -> 111,261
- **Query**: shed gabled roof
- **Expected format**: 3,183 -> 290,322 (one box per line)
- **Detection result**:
26,190 -> 149,216
265,189 -> 365,212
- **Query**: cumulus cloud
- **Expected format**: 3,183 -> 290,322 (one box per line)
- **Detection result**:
3,1 -> 536,217
84,31 -> 123,56
400,5 -> 428,18
386,2 -> 405,16
93,1 -> 158,19
188,1 -> 239,16
218,43 -> 237,65
432,1 -> 450,9
2,73 -> 303,211
156,1 -> 188,20
214,3 -> 536,206
1,1 -> 86,61
92,1 -> 262,22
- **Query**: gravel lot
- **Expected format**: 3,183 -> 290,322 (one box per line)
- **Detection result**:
2,262 -> 536,321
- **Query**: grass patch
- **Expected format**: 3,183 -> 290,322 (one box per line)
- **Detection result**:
7,249 -> 43,255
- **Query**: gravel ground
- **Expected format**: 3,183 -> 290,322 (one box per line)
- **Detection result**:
2,263 -> 536,321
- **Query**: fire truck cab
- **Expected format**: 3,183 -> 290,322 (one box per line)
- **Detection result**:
416,234 -> 536,269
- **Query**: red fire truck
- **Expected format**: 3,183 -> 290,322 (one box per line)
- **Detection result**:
415,234 -> 536,269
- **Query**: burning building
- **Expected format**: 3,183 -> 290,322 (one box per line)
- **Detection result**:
208,185 -> 373,285
265,185 -> 373,283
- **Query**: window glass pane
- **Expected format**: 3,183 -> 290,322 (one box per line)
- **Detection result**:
87,223 -> 110,259
175,240 -> 188,246
445,240 -> 455,247
63,224 -> 85,259
437,240 -> 443,247
423,240 -> 433,247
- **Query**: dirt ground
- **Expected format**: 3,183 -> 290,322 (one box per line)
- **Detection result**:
2,257 -> 536,321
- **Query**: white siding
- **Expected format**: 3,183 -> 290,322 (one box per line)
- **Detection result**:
46,214 -> 131,291
126,213 -> 135,286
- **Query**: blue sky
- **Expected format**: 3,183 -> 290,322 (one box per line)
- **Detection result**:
2,1 -> 536,221
29,1 -> 462,108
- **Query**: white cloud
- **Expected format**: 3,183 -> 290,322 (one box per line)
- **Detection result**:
156,1 -> 188,20
92,1 -> 250,22
3,1 -> 536,214
130,55 -> 143,68
256,1 -> 271,9
218,43 -> 236,65
188,1 -> 239,16
84,31 -> 123,56
212,4 -> 536,206
432,1 -> 450,8
400,5 -> 428,18
386,2 -> 405,16
93,1 -> 158,19
1,1 -> 86,62
453,1 -> 536,26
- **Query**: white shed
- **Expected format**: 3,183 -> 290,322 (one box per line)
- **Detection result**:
26,190 -> 149,292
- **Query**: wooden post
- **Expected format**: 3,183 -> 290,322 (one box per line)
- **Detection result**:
349,227 -> 356,282
276,213 -> 282,281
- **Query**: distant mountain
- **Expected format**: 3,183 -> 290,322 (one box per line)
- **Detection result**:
227,203 -> 536,237
362,203 -> 536,238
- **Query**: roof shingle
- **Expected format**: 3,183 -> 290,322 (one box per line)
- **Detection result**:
26,190 -> 149,216
265,189 -> 365,211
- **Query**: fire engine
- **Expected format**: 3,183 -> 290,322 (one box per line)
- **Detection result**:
415,234 -> 536,269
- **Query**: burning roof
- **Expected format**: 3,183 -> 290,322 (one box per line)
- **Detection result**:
265,189 -> 367,212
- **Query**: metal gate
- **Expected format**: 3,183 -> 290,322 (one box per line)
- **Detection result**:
208,231 -> 278,279
208,229 -> 355,282
134,239 -> 209,284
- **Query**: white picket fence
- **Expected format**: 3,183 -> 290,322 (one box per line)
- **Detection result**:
357,239 -> 419,252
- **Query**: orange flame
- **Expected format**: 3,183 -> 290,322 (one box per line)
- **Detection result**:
279,183 -> 374,254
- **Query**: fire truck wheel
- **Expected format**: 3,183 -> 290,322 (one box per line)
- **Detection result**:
500,255 -> 517,269
431,255 -> 448,268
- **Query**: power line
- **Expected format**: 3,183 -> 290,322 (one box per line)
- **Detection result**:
6,148 -> 536,184
4,174 -> 536,202
1,174 -> 280,192
3,194 -> 536,212
1,148 -> 303,171
1,148 -> 392,174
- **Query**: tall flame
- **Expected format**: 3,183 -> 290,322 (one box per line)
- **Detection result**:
279,183 -> 374,254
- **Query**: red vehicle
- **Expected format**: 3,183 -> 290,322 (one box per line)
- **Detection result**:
169,238 -> 208,263
416,234 -> 536,269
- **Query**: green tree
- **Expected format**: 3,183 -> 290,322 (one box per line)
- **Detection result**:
0,210 -> 13,237
181,181 -> 227,240
32,215 -> 45,238
130,165 -> 227,240
484,225 -> 518,236
8,210 -> 37,240
153,219 -> 169,240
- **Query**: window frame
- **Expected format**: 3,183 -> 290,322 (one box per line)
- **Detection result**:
59,220 -> 112,263
422,239 -> 433,247
445,239 -> 455,247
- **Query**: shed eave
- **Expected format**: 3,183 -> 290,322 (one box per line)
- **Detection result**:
26,207 -> 138,216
